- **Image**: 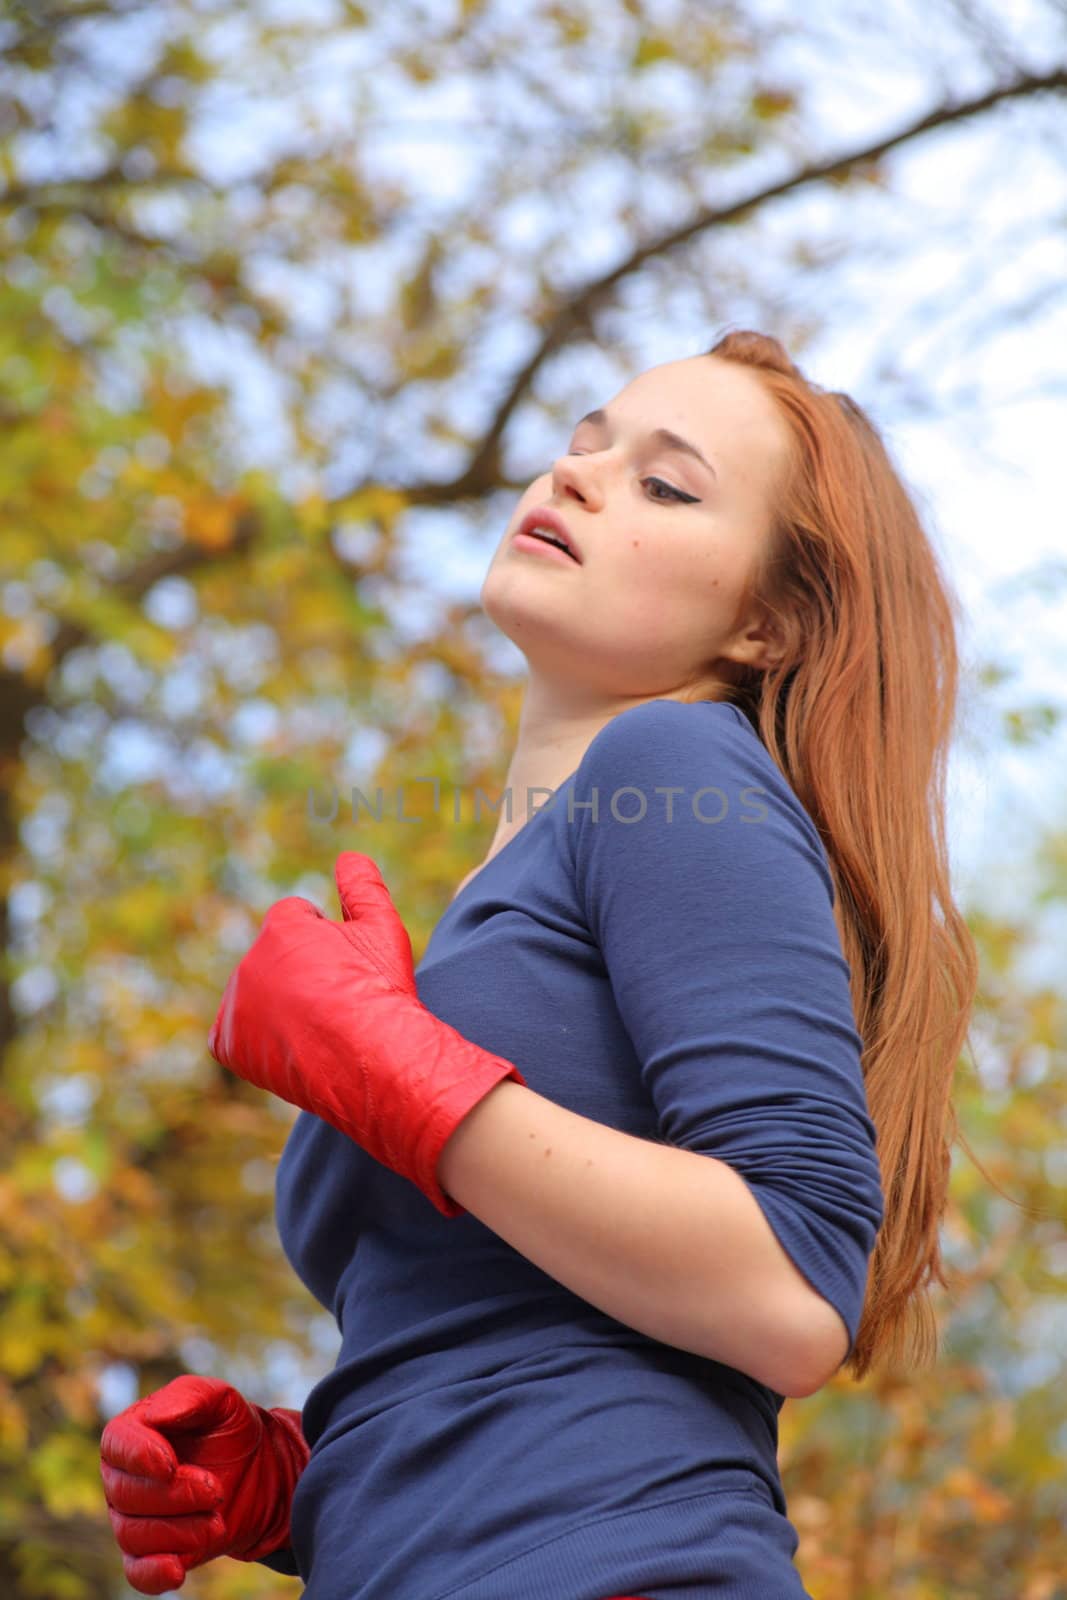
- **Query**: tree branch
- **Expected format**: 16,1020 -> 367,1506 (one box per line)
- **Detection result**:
374,67 -> 1067,510
0,165 -> 212,211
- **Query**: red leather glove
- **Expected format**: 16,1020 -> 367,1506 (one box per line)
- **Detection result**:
99,1375 -> 309,1594
207,852 -> 525,1216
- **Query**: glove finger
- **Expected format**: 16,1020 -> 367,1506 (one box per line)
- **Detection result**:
102,1460 -> 223,1516
100,1414 -> 177,1481
208,899 -> 325,1062
109,1504 -> 227,1559
261,895 -> 326,935
121,1551 -> 189,1595
207,962 -> 244,1063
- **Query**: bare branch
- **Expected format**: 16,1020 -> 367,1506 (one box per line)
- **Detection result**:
0,165 -> 213,210
373,67 -> 1066,510
935,0 -> 1036,79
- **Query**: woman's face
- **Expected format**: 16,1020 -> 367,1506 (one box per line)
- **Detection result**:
480,354 -> 791,701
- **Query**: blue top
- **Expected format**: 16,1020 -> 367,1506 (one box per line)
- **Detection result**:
261,698 -> 884,1599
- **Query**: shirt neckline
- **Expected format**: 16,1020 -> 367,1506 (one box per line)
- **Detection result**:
445,768 -> 580,913
442,701 -> 755,915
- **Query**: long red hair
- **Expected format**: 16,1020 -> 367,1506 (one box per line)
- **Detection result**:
686,329 -> 980,1381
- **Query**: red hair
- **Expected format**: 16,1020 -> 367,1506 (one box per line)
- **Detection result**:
687,329 -> 980,1381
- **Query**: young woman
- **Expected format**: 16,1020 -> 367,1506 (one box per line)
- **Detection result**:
100,330 -> 978,1598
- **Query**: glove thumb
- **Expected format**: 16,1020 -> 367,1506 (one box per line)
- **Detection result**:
139,1377 -> 229,1434
334,852 -> 416,992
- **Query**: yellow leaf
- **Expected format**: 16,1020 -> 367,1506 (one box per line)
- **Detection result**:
632,35 -> 673,68
185,491 -> 245,550
334,484 -> 408,532
31,1433 -> 106,1517
0,1380 -> 29,1451
295,491 -> 330,539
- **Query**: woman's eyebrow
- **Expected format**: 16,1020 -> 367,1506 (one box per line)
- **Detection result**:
575,407 -> 718,482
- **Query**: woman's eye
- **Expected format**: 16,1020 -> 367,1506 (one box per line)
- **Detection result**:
644,476 -> 689,503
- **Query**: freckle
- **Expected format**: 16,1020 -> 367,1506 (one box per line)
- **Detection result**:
543,1147 -> 552,1157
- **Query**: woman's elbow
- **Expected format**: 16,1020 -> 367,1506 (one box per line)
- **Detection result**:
783,1296 -> 851,1397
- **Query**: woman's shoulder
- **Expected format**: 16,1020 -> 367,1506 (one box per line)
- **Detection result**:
570,696 -> 832,890
574,696 -> 770,790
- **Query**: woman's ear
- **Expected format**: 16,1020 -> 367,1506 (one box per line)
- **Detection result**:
722,597 -> 788,674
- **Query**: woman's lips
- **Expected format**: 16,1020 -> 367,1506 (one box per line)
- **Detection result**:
511,532 -> 581,565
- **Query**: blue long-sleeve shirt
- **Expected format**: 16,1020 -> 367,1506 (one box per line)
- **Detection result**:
261,697 -> 884,1598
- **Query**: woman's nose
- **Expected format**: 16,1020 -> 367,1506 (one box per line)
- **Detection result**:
550,453 -> 602,507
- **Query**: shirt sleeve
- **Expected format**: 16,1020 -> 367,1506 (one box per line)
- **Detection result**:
568,698 -> 885,1361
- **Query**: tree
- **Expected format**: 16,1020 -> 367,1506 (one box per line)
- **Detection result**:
1,1 -> 1064,1593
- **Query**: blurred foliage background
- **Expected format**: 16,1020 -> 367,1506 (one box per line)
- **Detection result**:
1,1 -> 1065,1596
